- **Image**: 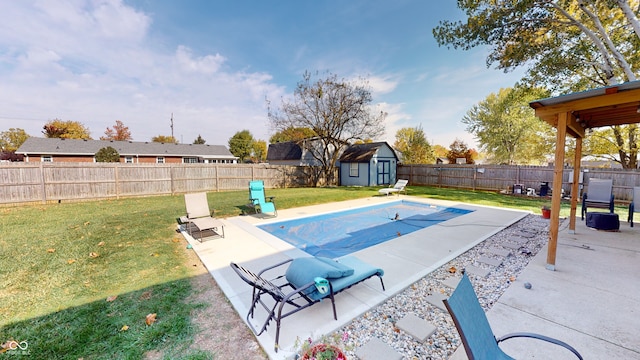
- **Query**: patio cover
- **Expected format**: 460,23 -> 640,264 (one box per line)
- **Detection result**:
529,80 -> 640,270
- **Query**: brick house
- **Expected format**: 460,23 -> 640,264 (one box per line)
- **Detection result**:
16,137 -> 238,164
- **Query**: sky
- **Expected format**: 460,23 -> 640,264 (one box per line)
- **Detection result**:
0,0 -> 527,150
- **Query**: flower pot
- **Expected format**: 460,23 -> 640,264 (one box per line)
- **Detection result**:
301,343 -> 346,360
541,208 -> 551,219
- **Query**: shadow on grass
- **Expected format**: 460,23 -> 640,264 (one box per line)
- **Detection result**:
1,277 -> 211,360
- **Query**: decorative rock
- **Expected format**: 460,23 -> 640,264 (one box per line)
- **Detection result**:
524,282 -> 532,289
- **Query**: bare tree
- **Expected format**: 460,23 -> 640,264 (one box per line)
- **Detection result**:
268,71 -> 386,185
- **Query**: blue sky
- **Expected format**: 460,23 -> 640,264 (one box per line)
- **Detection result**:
0,0 -> 525,149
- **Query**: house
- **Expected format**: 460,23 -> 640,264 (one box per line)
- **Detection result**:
266,139 -> 327,166
16,137 -> 238,164
338,142 -> 398,186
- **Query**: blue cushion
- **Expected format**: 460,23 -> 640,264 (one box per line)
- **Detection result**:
285,257 -> 355,297
316,257 -> 354,277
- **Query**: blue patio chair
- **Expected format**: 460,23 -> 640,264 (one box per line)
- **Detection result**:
628,186 -> 640,227
248,180 -> 277,217
581,178 -> 614,220
443,274 -> 583,360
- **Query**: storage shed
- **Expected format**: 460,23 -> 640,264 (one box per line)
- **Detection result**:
338,142 -> 398,186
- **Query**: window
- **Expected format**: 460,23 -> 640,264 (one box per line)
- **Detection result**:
42,155 -> 53,162
349,163 -> 359,177
182,157 -> 198,164
156,157 -> 165,164
125,156 -> 133,163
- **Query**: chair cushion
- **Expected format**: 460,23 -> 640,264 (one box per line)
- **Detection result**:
285,257 -> 354,295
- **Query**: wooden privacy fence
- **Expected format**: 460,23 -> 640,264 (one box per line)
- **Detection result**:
0,163 -> 325,205
398,164 -> 640,202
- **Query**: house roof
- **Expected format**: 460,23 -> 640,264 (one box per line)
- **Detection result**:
16,137 -> 236,159
338,142 -> 395,162
266,141 -> 303,161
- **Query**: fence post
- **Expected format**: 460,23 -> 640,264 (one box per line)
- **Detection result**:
115,164 -> 120,199
39,162 -> 47,204
215,165 -> 219,192
473,165 -> 477,191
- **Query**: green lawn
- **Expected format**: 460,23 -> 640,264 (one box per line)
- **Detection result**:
0,185 -> 627,358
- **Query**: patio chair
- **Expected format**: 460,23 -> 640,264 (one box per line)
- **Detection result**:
248,180 -> 277,216
581,178 -> 614,220
443,274 -> 583,360
628,186 -> 640,227
183,192 -> 225,242
230,256 -> 385,352
378,179 -> 408,196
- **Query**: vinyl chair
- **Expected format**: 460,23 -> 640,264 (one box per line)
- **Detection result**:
443,274 -> 583,360
230,256 -> 384,352
183,192 -> 225,242
248,180 -> 277,216
581,178 -> 614,220
378,179 -> 408,196
628,186 -> 640,227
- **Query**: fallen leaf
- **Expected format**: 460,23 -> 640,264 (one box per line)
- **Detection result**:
67,259 -> 76,264
84,221 -> 90,226
140,291 -> 152,300
171,238 -> 180,243
97,241 -> 105,246
448,266 -> 457,273
145,313 -> 157,326
47,248 -> 56,253
509,276 -> 516,282
396,231 -> 402,237
106,295 -> 118,302
89,252 -> 99,258
150,253 -> 159,257
120,325 -> 129,331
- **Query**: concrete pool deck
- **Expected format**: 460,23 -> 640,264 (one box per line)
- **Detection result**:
180,195 -> 529,359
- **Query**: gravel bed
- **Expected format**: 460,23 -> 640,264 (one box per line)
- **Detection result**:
326,214 -> 554,360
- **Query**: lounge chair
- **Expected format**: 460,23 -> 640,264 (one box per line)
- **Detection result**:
581,178 -> 614,220
443,274 -> 583,360
248,180 -> 277,216
628,186 -> 640,227
183,192 -> 225,242
230,256 -> 384,352
378,179 -> 408,196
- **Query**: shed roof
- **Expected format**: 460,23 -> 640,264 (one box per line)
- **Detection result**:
16,137 -> 236,159
338,142 -> 395,162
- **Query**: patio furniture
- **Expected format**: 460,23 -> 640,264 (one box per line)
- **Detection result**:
628,186 -> 640,227
378,179 -> 408,196
581,178 -> 614,220
230,256 -> 385,352
586,212 -> 620,231
183,192 -> 225,242
443,274 -> 583,360
248,180 -> 277,217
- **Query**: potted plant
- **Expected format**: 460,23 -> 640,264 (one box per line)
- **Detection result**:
541,204 -> 551,219
296,332 -> 350,360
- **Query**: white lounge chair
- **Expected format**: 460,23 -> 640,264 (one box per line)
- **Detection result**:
378,179 -> 408,196
183,192 -> 225,242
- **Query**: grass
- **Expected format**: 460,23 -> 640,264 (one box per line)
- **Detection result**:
0,185 -> 628,358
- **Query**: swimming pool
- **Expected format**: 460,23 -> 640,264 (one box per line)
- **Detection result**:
258,200 -> 473,258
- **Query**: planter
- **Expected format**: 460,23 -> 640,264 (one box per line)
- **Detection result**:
301,344 -> 346,360
541,208 -> 551,219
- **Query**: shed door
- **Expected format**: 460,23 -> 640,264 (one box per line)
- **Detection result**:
377,160 -> 390,185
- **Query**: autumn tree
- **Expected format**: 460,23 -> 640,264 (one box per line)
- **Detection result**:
394,125 -> 435,164
43,119 -> 92,139
269,127 -> 316,144
95,146 -> 120,162
151,135 -> 177,143
463,86 -> 555,165
252,139 -> 267,163
228,130 -> 255,163
433,144 -> 448,159
193,135 -> 206,144
100,120 -> 132,141
433,0 -> 640,168
446,139 -> 476,164
268,71 -> 386,185
0,128 -> 30,152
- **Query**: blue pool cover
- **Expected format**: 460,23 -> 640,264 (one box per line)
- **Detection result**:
258,200 -> 473,258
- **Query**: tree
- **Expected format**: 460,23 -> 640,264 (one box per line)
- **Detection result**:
0,128 -> 30,152
269,127 -> 316,144
433,1 -> 640,168
151,135 -> 177,143
446,139 -> 476,164
43,119 -> 92,139
433,144 -> 448,159
268,71 -> 386,185
193,135 -> 206,144
252,139 -> 267,163
463,86 -> 555,165
95,146 -> 120,162
393,125 -> 435,164
100,120 -> 132,141
228,130 -> 255,162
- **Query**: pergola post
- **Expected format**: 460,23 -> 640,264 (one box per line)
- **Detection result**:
547,112 -> 568,271
569,137 -> 583,233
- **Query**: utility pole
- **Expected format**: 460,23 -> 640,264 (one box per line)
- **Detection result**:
170,113 -> 174,140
